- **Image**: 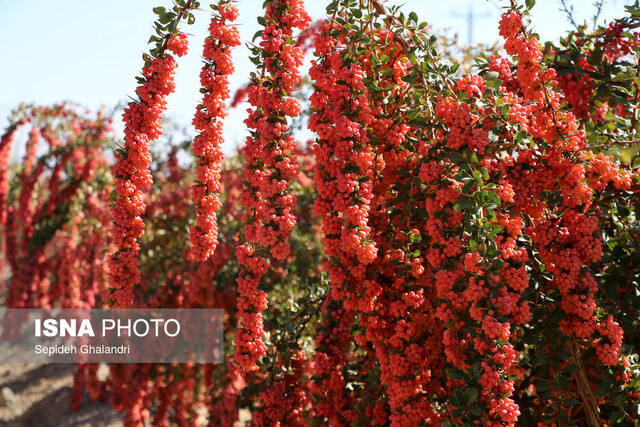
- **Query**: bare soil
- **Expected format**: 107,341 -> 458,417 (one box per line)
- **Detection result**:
0,363 -> 123,427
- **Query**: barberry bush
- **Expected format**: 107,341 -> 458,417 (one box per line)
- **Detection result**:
1,0 -> 640,425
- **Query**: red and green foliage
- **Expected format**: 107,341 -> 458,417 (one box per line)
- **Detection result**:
1,0 -> 640,425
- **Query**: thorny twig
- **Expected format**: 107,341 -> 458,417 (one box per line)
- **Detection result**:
559,0 -> 579,31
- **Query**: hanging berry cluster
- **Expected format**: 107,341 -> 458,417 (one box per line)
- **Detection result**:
189,0 -> 240,262
108,2 -> 197,308
308,5 -> 389,423
309,9 -> 379,313
234,0 -> 310,371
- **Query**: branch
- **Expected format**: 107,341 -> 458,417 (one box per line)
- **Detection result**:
159,0 -> 195,54
369,0 -> 409,51
567,340 -> 604,427
579,139 -> 640,151
559,0 -> 579,31
593,0 -> 606,30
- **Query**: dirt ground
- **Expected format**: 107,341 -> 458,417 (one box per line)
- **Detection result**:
0,363 -> 123,427
0,362 -> 253,426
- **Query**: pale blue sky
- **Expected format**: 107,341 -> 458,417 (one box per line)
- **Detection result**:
0,0 -> 634,157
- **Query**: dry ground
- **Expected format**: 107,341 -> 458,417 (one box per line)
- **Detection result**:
0,363 -> 122,427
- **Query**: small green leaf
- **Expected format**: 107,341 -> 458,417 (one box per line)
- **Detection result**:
463,387 -> 479,404
447,153 -> 467,164
484,71 -> 500,81
445,368 -> 465,380
564,398 -> 580,408
470,405 -> 482,416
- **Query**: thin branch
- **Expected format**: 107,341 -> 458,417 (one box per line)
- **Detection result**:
369,0 -> 409,51
567,340 -> 604,427
159,0 -> 194,53
578,138 -> 640,151
559,0 -> 580,31
630,62 -> 640,132
592,0 -> 606,30
597,189 -> 640,205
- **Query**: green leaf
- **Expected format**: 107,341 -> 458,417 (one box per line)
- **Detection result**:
590,46 -> 603,65
445,368 -> 465,380
453,198 -> 475,212
449,393 -> 461,408
398,168 -> 411,178
613,72 -> 632,82
167,20 -> 177,33
462,181 -> 475,194
564,397 -> 580,408
470,405 -> 482,416
410,118 -> 428,127
563,364 -> 580,375
463,387 -> 479,404
447,153 -> 467,164
484,71 -> 500,81
401,73 -> 418,84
